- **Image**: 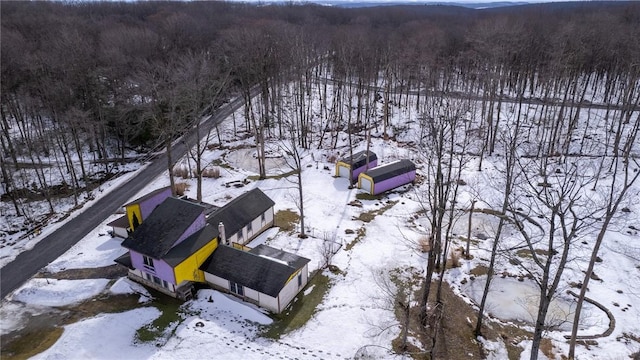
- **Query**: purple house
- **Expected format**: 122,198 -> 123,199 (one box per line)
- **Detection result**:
335,150 -> 378,182
357,159 -> 416,195
115,188 -> 282,303
119,197 -> 212,299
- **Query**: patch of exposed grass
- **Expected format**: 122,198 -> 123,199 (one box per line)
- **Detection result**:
211,158 -> 234,170
1,327 -> 63,360
355,200 -> 398,223
345,227 -> 366,251
516,248 -> 549,258
262,272 -> 331,339
275,209 -> 299,233
412,281 -> 483,359
136,293 -> 184,343
355,192 -> 384,201
470,265 -> 490,277
247,169 -> 298,181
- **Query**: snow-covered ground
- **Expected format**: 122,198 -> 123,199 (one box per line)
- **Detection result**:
1,82 -> 639,359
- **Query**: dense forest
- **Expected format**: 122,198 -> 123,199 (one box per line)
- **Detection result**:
2,1 -> 638,210
2,3 -> 640,358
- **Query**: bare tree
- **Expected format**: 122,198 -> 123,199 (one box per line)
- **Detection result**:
567,108 -> 640,359
511,158 -> 594,360
278,115 -> 308,238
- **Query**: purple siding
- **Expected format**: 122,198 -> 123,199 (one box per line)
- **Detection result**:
173,213 -> 206,247
351,160 -> 378,181
139,188 -> 172,219
373,170 -> 416,195
130,250 -> 176,284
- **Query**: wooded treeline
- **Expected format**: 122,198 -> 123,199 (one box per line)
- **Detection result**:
1,1 -> 638,210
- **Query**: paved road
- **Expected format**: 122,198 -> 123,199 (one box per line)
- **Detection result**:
0,97 -> 242,299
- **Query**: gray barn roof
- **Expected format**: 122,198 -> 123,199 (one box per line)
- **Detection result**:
124,186 -> 171,207
122,197 -> 206,259
207,188 -> 275,238
339,150 -> 377,169
200,245 -> 310,298
163,224 -> 218,267
363,159 -> 416,183
249,244 -> 310,270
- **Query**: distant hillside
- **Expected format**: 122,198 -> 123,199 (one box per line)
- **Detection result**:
314,1 -> 529,9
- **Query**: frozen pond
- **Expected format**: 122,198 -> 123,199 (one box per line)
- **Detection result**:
224,148 -> 286,174
461,276 -> 607,332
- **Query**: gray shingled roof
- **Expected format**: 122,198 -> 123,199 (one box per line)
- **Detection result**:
107,215 -> 129,229
200,245 -> 310,298
123,186 -> 171,207
249,244 -> 310,270
339,150 -> 377,169
163,224 -> 218,267
122,197 -> 206,259
207,188 -> 275,239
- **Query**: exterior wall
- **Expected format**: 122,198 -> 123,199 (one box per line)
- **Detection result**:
128,268 -> 177,296
259,293 -> 280,313
130,250 -> 176,285
126,203 -> 142,231
278,264 -> 309,313
204,273 -> 229,290
244,287 -> 260,303
234,208 -> 274,246
226,233 -> 238,246
139,188 -> 172,219
174,238 -> 218,284
203,273 -> 280,314
372,170 -> 416,195
351,159 -> 378,181
264,207 -> 274,227
174,213 -> 206,247
112,226 -> 128,239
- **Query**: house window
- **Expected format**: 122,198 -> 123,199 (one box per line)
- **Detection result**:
247,222 -> 253,233
163,280 -> 168,289
298,273 -> 302,288
261,212 -> 266,225
153,276 -> 162,286
143,255 -> 154,269
145,273 -> 152,281
237,231 -> 244,243
230,281 -> 244,296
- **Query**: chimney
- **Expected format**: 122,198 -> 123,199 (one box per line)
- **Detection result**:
218,222 -> 227,245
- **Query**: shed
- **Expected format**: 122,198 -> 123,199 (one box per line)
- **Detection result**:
335,150 -> 378,182
358,159 -> 416,195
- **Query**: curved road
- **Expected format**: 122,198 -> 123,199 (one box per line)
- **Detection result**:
0,97 -> 244,299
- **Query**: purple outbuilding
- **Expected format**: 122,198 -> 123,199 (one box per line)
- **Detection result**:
335,150 -> 378,182
357,159 -> 416,195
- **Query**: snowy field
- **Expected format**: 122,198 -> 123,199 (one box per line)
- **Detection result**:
1,83 -> 639,360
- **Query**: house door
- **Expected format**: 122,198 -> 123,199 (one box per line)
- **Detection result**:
338,164 -> 350,179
